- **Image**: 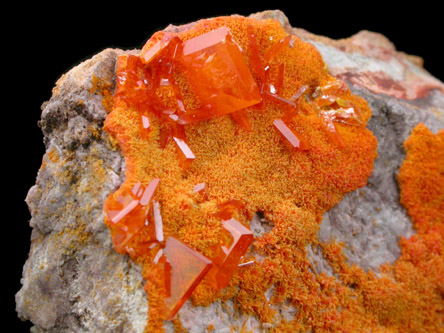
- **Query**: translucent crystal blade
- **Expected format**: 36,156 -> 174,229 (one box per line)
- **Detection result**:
273,119 -> 310,150
140,178 -> 160,206
173,137 -> 195,169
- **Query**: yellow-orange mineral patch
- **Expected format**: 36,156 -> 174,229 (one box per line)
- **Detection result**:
395,124 -> 444,328
103,15 -> 382,331
319,123 -> 444,332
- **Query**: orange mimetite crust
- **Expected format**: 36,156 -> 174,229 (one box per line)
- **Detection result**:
103,15 -> 443,332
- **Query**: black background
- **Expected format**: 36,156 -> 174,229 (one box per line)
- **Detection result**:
11,3 -> 442,331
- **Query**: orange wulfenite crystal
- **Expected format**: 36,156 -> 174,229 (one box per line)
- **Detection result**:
212,199 -> 245,220
151,237 -> 213,320
230,110 -> 252,131
263,35 -> 292,62
193,182 -> 208,200
275,63 -> 285,94
152,200 -> 164,242
143,33 -> 187,115
273,118 -> 311,150
104,179 -> 159,252
140,33 -> 180,65
207,218 -> 254,289
178,26 -> 262,123
140,114 -> 150,137
173,136 -> 195,169
319,111 -> 344,147
159,114 -> 186,149
246,25 -> 265,82
114,54 -> 151,108
314,80 -> 349,107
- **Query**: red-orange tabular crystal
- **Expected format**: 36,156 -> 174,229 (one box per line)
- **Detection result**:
167,73 -> 186,114
159,114 -> 186,148
330,108 -> 363,126
173,137 -> 195,169
152,201 -> 164,242
178,27 -> 261,123
140,39 -> 165,65
207,218 -> 254,289
115,55 -> 152,107
112,227 -> 141,253
263,91 -> 297,108
290,85 -> 308,101
336,98 -> 364,122
273,119 -> 310,150
140,33 -> 180,66
275,63 -> 285,94
314,80 -> 349,107
321,80 -> 348,96
148,36 -> 187,115
141,115 -> 150,129
212,199 -> 245,220
159,125 -> 172,149
140,178 -> 160,206
263,35 -> 292,62
281,93 -> 303,122
246,25 -> 265,82
193,182 -> 209,200
107,199 -> 139,225
319,112 -> 344,147
106,208 -> 145,252
140,114 -> 150,139
281,107 -> 300,122
104,180 -> 159,252
160,237 -> 212,319
231,110 -> 252,131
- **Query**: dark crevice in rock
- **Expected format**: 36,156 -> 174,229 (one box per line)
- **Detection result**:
250,212 -> 274,237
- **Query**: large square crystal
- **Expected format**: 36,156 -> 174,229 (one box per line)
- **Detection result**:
178,27 -> 261,124
161,237 -> 212,319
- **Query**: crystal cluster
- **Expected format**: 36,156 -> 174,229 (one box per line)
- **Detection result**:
105,180 -> 253,319
104,179 -> 160,253
105,22 -> 367,321
178,26 -> 262,123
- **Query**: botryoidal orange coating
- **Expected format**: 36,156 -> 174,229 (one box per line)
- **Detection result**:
101,15 -> 396,332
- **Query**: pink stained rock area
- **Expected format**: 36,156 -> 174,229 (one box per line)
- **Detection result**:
257,11 -> 444,101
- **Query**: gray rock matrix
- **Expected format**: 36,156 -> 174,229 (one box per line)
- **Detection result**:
16,10 -> 444,333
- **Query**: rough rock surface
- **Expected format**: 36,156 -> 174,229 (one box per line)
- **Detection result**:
16,10 -> 444,332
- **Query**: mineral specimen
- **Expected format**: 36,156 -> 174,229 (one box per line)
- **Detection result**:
16,10 -> 444,333
104,13 -> 377,329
